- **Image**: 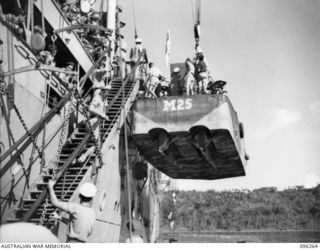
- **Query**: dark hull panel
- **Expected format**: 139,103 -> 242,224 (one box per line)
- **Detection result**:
131,95 -> 246,180
133,130 -> 245,180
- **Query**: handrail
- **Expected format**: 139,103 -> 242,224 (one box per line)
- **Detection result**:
0,110 -> 68,178
54,24 -> 112,35
0,55 -> 104,172
0,92 -> 72,166
21,52 -> 145,222
0,19 -> 37,55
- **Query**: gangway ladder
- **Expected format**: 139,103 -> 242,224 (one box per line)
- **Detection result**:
7,78 -> 138,228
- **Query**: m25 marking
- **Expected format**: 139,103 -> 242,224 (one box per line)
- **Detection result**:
163,99 -> 192,111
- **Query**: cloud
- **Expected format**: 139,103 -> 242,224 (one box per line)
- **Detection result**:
254,108 -> 302,137
309,100 -> 320,115
302,174 -> 320,189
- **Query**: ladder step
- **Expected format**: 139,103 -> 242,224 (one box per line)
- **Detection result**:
18,207 -> 56,213
6,218 -> 42,223
9,82 -> 133,223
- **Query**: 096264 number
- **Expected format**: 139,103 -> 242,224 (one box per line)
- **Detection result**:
300,244 -> 318,248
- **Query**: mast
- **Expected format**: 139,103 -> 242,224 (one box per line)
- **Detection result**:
107,0 -> 117,59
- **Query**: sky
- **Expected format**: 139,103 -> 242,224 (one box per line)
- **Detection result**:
116,0 -> 320,191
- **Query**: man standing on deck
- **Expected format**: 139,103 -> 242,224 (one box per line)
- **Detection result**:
146,62 -> 162,98
129,38 -> 148,90
184,58 -> 196,95
195,51 -> 209,94
47,180 -> 96,243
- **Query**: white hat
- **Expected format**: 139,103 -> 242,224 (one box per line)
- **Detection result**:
79,182 -> 97,198
173,67 -> 180,73
135,37 -> 142,43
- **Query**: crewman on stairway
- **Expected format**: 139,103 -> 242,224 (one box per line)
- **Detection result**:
92,61 -> 109,96
76,85 -> 110,164
115,34 -> 128,78
48,180 -> 96,243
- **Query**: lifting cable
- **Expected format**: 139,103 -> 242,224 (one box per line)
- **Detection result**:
0,95 -> 24,167
197,0 -> 201,25
98,0 -> 104,25
131,0 -> 138,39
30,0 -> 34,38
119,34 -> 132,242
191,0 -> 201,48
26,0 -> 31,33
40,0 -> 45,37
190,0 -> 195,26
0,87 -> 43,161
191,0 -> 201,26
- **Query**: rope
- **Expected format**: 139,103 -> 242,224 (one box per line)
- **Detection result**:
199,0 -> 201,24
98,0 -> 104,25
26,0 -> 31,32
0,87 -> 43,160
119,37 -> 133,242
41,0 -> 45,37
131,0 -> 138,39
190,0 -> 195,26
40,75 -> 50,173
196,0 -> 201,25
30,0 -> 34,37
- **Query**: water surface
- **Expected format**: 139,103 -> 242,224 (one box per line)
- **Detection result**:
159,230 -> 320,243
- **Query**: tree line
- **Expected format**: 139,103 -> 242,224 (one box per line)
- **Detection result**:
160,185 -> 320,231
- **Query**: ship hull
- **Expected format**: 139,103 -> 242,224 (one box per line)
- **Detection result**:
1,19 -> 160,242
131,95 -> 246,180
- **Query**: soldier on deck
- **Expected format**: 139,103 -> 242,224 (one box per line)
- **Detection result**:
146,62 -> 162,98
129,37 -> 148,89
194,48 -> 209,94
184,58 -> 196,95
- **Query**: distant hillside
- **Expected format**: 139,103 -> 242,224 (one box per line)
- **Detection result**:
160,185 -> 320,231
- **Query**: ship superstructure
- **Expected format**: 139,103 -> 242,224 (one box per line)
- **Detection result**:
0,0 -> 248,243
0,0 -> 161,242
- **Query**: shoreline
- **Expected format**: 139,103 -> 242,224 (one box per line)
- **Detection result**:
160,229 -> 320,234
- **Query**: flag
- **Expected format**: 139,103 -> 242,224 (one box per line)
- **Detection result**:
165,29 -> 171,68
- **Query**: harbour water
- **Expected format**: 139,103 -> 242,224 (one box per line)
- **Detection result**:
159,230 -> 320,243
